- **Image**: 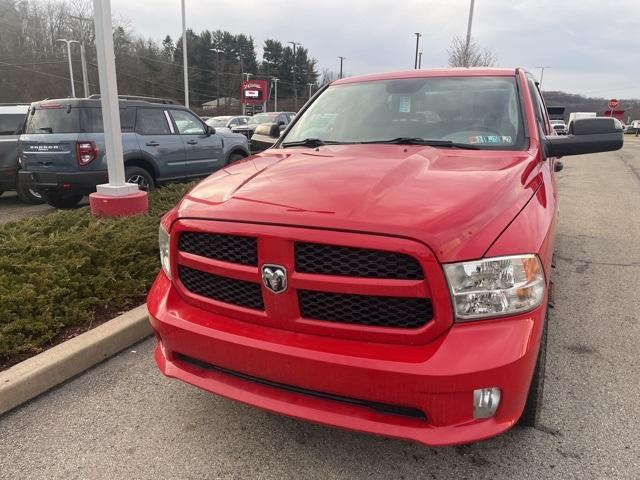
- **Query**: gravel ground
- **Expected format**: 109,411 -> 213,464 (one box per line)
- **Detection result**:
0,192 -> 53,225
0,141 -> 639,479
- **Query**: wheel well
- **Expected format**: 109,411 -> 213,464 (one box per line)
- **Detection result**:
125,158 -> 157,179
227,148 -> 249,162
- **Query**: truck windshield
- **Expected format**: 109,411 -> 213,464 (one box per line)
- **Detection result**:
282,76 -> 525,150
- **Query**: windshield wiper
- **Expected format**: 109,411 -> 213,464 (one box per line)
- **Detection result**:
281,138 -> 350,148
361,137 -> 480,149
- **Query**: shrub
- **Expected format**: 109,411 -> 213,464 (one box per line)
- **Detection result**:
0,183 -> 193,364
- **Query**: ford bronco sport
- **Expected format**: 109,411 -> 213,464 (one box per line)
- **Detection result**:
18,98 -> 250,209
147,68 -> 623,446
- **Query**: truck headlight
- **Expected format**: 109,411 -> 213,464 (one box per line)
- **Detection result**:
444,255 -> 545,321
159,224 -> 171,279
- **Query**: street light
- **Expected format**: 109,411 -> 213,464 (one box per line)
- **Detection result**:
56,38 -> 80,97
413,33 -> 421,70
418,51 -> 423,69
288,41 -> 301,110
210,48 -> 223,109
181,0 -> 189,107
69,15 -> 92,97
307,82 -> 314,99
536,66 -> 551,88
465,0 -> 476,67
338,56 -> 346,79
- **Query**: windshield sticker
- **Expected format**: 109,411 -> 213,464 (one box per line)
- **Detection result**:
399,96 -> 411,113
469,135 -> 513,144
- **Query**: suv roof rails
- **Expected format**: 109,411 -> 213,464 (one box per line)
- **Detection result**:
86,94 -> 178,105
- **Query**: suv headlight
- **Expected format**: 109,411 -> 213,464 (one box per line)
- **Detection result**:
159,224 -> 171,279
444,255 -> 545,321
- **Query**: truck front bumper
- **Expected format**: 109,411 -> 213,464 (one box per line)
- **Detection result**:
147,272 -> 546,447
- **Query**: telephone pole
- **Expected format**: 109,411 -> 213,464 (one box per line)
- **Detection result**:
338,56 -> 346,79
272,78 -> 279,111
288,41 -> 301,109
414,33 -> 421,69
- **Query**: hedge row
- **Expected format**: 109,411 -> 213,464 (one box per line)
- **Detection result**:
0,183 -> 193,365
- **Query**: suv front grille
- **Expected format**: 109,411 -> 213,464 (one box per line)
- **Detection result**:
295,242 -> 423,279
179,232 -> 257,266
179,266 -> 264,310
298,290 -> 432,328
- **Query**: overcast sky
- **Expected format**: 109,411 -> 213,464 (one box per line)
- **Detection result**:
111,0 -> 640,99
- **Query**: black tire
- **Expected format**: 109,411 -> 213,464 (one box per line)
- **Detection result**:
45,192 -> 84,209
125,166 -> 155,191
227,152 -> 247,165
518,311 -> 548,427
15,176 -> 45,204
0,190 -> 3,197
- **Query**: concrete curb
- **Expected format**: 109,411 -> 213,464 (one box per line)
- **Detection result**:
0,304 -> 152,416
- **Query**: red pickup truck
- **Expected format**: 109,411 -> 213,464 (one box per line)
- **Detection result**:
147,68 -> 622,446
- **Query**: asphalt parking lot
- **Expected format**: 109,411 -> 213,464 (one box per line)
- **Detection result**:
0,192 -> 53,225
1,139 -> 639,479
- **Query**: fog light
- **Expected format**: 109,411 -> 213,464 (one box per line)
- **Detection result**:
473,387 -> 501,419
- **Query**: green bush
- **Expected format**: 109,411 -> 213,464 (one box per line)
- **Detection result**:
0,183 -> 193,364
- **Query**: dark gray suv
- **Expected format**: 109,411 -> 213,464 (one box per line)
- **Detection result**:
0,104 -> 44,203
19,98 -> 250,208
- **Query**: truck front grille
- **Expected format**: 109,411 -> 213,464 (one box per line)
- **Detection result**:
174,222 -> 439,340
298,290 -> 432,328
295,242 -> 423,279
179,232 -> 257,266
179,266 -> 264,310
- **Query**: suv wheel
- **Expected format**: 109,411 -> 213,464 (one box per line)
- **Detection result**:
45,192 -> 84,209
125,166 -> 154,191
518,310 -> 548,427
16,177 -> 45,205
228,152 -> 247,165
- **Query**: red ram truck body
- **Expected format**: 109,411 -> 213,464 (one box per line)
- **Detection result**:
147,68 -> 623,446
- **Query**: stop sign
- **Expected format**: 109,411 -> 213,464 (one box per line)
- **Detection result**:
608,98 -> 619,109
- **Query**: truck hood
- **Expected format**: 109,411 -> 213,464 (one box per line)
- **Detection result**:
176,144 -> 542,262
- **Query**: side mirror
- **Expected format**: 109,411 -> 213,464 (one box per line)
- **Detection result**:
254,123 -> 281,139
545,117 -> 623,157
269,123 -> 281,138
207,125 -> 216,135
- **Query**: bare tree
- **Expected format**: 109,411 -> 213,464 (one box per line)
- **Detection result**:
447,36 -> 496,68
319,68 -> 338,86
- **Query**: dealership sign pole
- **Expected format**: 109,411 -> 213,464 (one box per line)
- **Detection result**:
89,0 -> 148,217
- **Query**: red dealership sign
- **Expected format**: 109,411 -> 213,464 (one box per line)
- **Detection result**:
608,98 -> 619,109
241,80 -> 268,105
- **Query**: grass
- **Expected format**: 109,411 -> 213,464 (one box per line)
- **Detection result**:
0,182 -> 194,368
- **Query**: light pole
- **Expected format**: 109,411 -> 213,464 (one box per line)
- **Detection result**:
181,0 -> 189,107
56,38 -> 79,97
465,0 -> 476,67
89,0 -> 146,216
210,48 -> 223,109
69,15 -> 92,97
414,33 -> 421,69
536,66 -> 550,88
338,56 -> 346,79
307,82 -> 314,99
418,51 -> 423,69
288,41 -> 301,110
272,77 -> 279,111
